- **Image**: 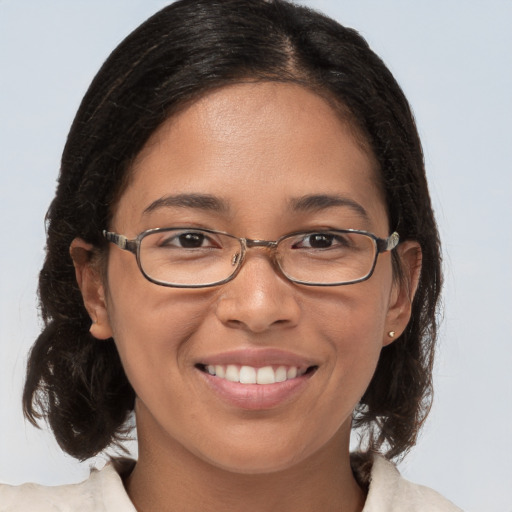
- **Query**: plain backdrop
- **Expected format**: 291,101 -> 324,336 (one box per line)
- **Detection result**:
1,1 -> 511,511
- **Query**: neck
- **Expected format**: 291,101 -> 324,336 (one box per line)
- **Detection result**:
125,417 -> 365,512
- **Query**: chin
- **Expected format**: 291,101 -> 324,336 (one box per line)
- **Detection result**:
205,452 -> 305,475
192,436 -> 322,476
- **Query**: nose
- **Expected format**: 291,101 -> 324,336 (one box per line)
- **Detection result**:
215,252 -> 301,333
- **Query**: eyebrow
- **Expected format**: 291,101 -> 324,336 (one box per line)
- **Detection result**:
142,192 -> 369,221
289,194 -> 370,221
143,193 -> 230,216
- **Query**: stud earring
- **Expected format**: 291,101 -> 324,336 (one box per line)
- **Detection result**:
388,331 -> 396,338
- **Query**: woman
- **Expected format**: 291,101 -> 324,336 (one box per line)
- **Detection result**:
1,0 -> 461,510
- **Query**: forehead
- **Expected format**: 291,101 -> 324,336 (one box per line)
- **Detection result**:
113,82 -> 387,234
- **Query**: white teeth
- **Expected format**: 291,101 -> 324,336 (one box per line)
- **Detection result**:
287,367 -> 297,379
239,366 -> 257,384
275,366 -> 287,382
203,364 -> 307,384
256,366 -> 275,384
215,365 -> 225,378
225,364 -> 239,382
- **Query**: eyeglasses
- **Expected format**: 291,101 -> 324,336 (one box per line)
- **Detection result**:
103,227 -> 399,288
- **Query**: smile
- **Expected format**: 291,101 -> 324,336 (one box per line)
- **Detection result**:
201,364 -> 308,385
195,356 -> 318,409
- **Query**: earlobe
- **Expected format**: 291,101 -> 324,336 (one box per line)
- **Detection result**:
383,240 -> 422,346
70,238 -> 113,340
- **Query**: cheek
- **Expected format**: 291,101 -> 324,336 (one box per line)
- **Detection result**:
310,274 -> 391,348
310,277 -> 392,386
277,288 -> 390,456
104,255 -> 214,389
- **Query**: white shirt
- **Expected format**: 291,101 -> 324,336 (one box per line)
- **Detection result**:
0,456 -> 462,511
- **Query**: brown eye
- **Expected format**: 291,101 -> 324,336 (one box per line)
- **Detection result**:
177,232 -> 207,248
293,233 -> 349,250
305,233 -> 335,249
157,231 -> 217,249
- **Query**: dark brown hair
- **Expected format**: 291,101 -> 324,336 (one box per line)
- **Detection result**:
23,0 -> 441,462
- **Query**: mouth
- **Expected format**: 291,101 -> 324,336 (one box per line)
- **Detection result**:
194,349 -> 319,409
196,363 -> 317,385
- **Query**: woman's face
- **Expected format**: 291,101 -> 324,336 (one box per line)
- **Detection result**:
88,82 -> 413,473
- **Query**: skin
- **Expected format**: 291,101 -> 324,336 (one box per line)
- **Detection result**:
72,82 -> 421,512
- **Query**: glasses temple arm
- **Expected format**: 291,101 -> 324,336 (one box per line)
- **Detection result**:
377,231 -> 400,253
103,230 -> 138,254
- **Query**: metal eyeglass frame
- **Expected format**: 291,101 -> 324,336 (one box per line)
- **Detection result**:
103,227 -> 400,288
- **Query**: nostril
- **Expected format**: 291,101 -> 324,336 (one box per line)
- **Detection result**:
226,319 -> 244,329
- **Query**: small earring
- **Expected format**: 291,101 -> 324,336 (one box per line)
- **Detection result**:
388,331 -> 396,338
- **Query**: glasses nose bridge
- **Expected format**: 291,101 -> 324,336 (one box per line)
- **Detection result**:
235,237 -> 280,273
244,238 -> 278,250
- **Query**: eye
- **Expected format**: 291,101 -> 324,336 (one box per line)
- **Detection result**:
158,231 -> 220,249
293,232 -> 349,250
177,232 -> 207,248
303,233 -> 334,249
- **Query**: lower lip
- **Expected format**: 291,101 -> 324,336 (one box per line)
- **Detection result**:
198,369 -> 313,410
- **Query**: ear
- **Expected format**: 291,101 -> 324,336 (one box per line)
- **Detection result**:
383,240 -> 422,346
70,238 -> 113,340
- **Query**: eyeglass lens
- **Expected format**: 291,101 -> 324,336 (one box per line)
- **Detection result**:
138,229 -> 378,287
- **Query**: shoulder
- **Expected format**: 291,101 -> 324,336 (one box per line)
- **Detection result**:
0,462 -> 136,512
362,455 -> 463,512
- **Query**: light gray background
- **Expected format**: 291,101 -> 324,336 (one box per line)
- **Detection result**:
1,1 -> 511,511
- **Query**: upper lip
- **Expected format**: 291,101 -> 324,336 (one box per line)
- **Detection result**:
196,348 -> 318,369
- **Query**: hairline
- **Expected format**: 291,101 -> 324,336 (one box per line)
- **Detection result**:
108,76 -> 382,225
